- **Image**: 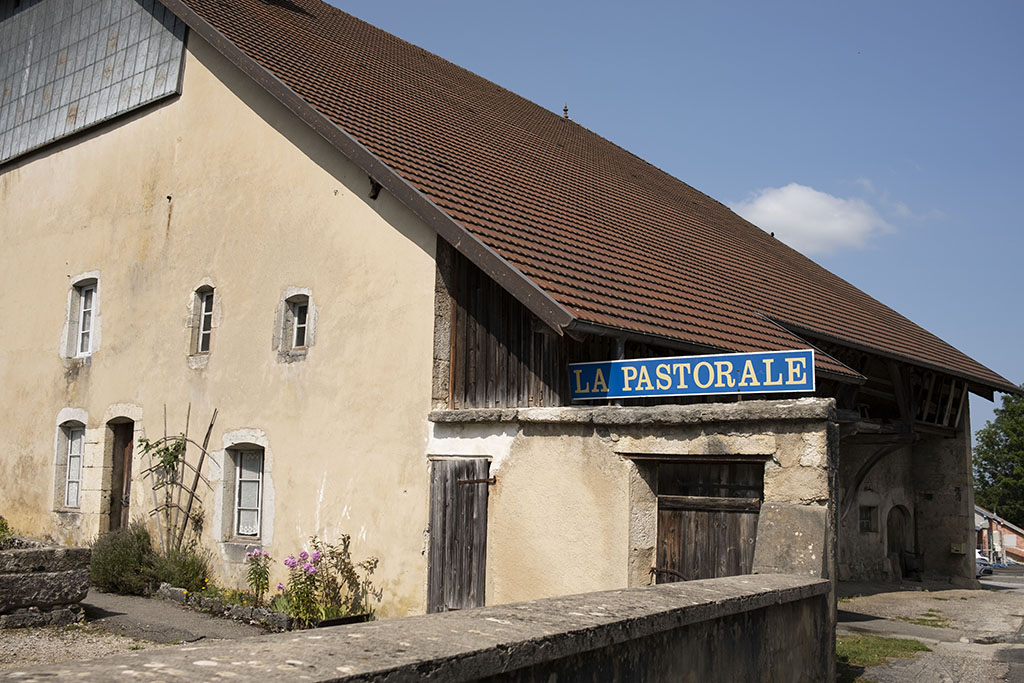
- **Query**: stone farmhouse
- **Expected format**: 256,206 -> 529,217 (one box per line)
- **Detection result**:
1,0 -> 1018,616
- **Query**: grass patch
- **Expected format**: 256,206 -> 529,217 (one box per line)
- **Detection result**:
894,608 -> 951,629
837,635 -> 931,683
932,597 -> 949,601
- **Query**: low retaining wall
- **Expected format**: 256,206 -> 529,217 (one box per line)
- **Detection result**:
4,574 -> 832,682
0,541 -> 91,628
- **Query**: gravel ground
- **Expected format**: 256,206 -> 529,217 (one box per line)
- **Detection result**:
0,623 -> 175,671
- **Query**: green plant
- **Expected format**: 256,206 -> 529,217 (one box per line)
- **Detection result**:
0,515 -> 14,549
90,522 -> 157,595
278,535 -> 382,627
837,635 -> 930,683
245,547 -> 271,606
153,543 -> 212,593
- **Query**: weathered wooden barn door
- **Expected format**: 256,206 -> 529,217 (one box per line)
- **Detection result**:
654,457 -> 766,583
427,458 -> 489,613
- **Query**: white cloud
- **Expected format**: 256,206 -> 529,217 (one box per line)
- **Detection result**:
730,183 -> 892,256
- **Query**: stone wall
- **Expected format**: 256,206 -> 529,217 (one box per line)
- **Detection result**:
8,574 -> 832,682
0,542 -> 90,628
428,397 -> 838,606
837,409 -> 975,584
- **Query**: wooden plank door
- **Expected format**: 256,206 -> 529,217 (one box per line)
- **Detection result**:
427,458 -> 489,613
654,458 -> 764,583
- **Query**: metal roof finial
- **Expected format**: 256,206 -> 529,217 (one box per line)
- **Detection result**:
563,104 -> 569,120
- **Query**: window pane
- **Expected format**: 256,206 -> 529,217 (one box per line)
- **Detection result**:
238,480 -> 260,508
240,452 -> 262,479
67,454 -> 81,481
199,330 -> 211,353
66,481 -> 79,508
81,287 -> 93,310
202,292 -> 214,315
69,429 -> 83,455
79,330 -> 90,354
294,324 -> 306,348
237,509 -> 258,536
296,304 -> 307,326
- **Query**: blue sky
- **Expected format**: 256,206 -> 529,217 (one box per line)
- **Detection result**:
331,0 -> 1023,436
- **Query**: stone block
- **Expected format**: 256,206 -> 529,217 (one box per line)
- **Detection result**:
0,605 -> 83,628
764,466 -> 828,504
157,583 -> 188,604
0,569 -> 90,611
0,547 -> 90,574
227,604 -> 252,621
752,503 -> 828,577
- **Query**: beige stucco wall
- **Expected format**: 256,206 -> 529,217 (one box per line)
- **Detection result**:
0,34 -> 437,615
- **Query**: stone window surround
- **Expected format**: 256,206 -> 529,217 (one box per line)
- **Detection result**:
187,278 -> 222,370
273,286 -> 316,363
61,271 -> 101,361
214,429 -> 275,562
52,407 -> 89,513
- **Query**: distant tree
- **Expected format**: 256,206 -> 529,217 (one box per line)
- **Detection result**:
973,389 -> 1024,529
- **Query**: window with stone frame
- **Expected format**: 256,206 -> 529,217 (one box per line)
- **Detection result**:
56,422 -> 85,509
276,290 -> 315,362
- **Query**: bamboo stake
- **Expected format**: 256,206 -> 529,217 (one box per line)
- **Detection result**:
171,403 -> 191,550
178,408 -> 218,552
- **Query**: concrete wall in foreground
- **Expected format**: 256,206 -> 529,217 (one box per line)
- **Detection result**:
9,574 -> 833,683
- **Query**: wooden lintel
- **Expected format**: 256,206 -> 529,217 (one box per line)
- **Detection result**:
658,495 -> 761,513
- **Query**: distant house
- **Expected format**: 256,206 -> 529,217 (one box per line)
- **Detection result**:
976,506 -> 1024,564
1,0 -> 1018,615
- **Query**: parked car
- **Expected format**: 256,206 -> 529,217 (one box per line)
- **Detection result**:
976,550 -> 994,577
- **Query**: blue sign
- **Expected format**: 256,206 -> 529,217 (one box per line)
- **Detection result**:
569,349 -> 815,401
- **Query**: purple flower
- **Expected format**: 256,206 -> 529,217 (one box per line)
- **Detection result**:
303,562 -> 316,575
311,550 -> 322,563
299,550 -> 309,561
284,555 -> 297,568
277,582 -> 285,591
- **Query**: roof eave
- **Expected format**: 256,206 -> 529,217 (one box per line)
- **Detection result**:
773,320 -> 1022,398
162,0 -> 575,336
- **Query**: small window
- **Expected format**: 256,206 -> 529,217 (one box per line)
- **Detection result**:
77,285 -> 95,356
193,287 -> 215,354
57,423 -> 85,509
292,299 -> 308,349
277,290 -> 315,362
66,276 -> 99,358
859,505 -> 878,533
235,450 -> 263,537
284,294 -> 310,351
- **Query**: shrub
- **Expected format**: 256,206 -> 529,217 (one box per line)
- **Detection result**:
0,515 -> 14,549
153,544 -> 212,593
90,522 -> 157,595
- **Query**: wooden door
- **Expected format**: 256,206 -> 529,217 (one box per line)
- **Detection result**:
427,458 -> 489,613
109,421 -> 134,531
654,458 -> 765,583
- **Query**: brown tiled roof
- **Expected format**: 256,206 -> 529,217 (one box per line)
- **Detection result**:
172,0 -> 1017,393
